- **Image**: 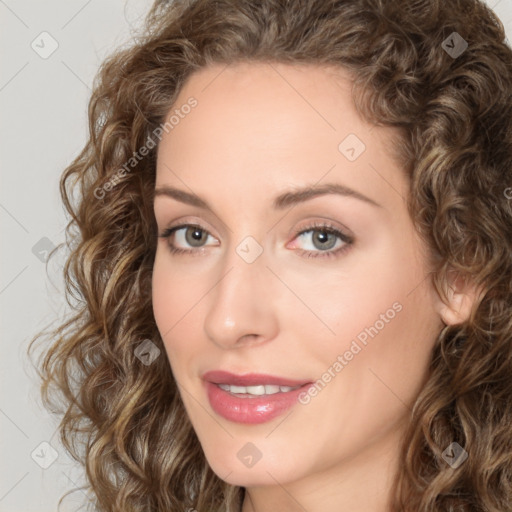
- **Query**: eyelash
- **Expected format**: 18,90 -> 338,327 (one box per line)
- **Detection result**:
157,222 -> 354,260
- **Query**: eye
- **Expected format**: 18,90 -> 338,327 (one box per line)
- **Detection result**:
289,222 -> 354,259
158,221 -> 354,259
158,224 -> 218,255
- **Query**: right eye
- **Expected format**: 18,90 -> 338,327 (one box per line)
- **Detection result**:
158,224 -> 219,254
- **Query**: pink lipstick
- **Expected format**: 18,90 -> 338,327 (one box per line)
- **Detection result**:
202,370 -> 313,424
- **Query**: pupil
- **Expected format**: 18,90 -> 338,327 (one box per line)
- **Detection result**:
186,227 -> 206,247
313,230 -> 336,250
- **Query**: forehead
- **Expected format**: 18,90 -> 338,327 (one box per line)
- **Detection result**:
155,61 -> 407,212
160,61 -> 364,146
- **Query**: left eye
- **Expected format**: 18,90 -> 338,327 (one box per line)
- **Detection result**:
292,224 -> 354,258
295,228 -> 343,251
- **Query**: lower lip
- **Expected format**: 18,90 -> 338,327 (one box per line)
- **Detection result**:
205,381 -> 312,424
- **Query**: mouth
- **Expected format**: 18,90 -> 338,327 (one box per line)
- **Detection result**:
216,383 -> 301,397
202,370 -> 311,387
202,370 -> 313,424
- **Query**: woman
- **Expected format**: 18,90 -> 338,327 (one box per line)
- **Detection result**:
31,0 -> 512,510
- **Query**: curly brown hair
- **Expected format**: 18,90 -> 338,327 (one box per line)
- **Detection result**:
29,0 -> 512,510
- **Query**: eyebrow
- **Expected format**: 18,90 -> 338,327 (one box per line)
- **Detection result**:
153,183 -> 382,210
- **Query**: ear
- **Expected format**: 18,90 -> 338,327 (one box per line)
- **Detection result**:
436,270 -> 483,326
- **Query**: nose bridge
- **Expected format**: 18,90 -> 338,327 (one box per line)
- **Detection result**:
203,240 -> 278,349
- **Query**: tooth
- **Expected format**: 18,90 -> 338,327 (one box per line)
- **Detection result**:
246,385 -> 266,395
217,383 -> 300,395
230,385 -> 247,394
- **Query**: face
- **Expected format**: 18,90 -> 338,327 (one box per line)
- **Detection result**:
152,62 -> 445,491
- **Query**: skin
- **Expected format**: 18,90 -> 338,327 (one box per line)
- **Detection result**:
152,62 -> 470,512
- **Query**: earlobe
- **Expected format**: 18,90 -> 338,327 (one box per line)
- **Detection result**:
437,270 -> 483,326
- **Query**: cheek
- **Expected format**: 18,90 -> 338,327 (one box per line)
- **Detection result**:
285,237 -> 439,386
310,258 -> 438,416
152,256 -> 176,335
152,251 -> 205,332
151,254 -> 199,363
278,250 -> 414,349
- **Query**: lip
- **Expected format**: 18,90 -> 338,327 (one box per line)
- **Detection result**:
202,370 -> 311,388
202,370 -> 313,424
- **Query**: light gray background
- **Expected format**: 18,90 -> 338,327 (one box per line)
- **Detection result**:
1,1 -> 511,510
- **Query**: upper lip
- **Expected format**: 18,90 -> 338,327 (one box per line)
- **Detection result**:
202,370 -> 311,387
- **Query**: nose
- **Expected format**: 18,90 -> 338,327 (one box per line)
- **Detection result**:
203,250 -> 279,350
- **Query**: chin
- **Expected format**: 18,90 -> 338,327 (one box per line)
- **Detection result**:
204,447 -> 299,487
